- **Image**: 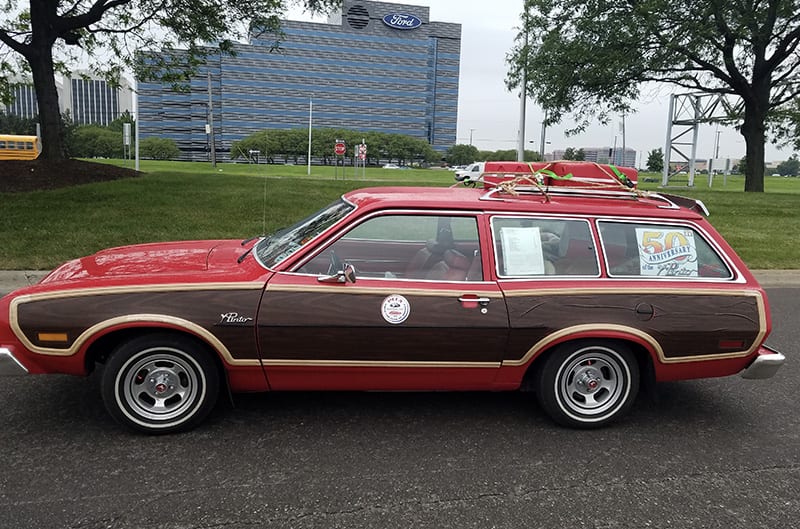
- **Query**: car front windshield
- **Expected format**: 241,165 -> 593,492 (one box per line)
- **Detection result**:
254,198 -> 355,269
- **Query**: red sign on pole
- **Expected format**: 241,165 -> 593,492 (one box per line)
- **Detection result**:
334,141 -> 346,156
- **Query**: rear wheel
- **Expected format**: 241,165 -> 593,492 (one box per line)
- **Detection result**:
101,333 -> 220,434
536,341 -> 639,428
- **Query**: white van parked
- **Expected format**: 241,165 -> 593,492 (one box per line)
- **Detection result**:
453,162 -> 485,185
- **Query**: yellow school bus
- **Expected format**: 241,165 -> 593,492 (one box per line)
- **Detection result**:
0,134 -> 40,160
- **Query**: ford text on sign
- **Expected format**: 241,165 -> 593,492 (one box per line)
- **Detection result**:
382,13 -> 422,30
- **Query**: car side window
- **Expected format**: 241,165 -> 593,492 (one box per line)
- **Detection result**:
597,221 -> 732,278
298,214 -> 483,281
491,217 -> 599,277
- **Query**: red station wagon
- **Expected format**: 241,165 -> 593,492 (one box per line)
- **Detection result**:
0,161 -> 784,433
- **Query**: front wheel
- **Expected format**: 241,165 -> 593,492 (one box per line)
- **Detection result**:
101,333 -> 220,434
536,341 -> 639,428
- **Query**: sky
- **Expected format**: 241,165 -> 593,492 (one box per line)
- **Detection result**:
287,0 -> 795,164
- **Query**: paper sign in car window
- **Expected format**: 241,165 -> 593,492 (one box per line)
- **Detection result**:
500,226 -> 545,275
635,227 -> 699,277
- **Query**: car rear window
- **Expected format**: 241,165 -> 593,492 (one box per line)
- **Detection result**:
597,221 -> 732,279
491,217 -> 599,277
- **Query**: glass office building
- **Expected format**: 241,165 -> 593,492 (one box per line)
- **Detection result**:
6,84 -> 39,120
4,74 -> 132,126
137,1 -> 461,160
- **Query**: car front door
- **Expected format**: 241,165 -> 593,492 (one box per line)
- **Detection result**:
257,212 -> 509,391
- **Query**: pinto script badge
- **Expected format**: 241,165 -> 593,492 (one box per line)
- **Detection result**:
217,312 -> 254,326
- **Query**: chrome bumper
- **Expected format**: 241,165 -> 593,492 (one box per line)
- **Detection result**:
0,347 -> 29,376
740,345 -> 785,380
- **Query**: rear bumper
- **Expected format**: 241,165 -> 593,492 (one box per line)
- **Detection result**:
0,347 -> 29,376
740,345 -> 785,380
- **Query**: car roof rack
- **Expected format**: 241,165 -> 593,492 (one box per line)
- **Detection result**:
471,161 -> 709,216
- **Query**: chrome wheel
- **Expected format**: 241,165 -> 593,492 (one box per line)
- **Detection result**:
119,348 -> 202,423
102,334 -> 219,434
537,341 -> 639,428
557,348 -> 628,418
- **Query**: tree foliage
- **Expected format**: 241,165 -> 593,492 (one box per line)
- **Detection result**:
647,148 -> 664,173
507,0 -> 800,192
561,148 -> 585,161
68,125 -> 123,158
477,149 -> 542,162
0,0 -> 339,161
231,128 -> 439,166
445,144 -> 480,166
776,154 -> 800,176
140,137 -> 181,160
0,111 -> 37,135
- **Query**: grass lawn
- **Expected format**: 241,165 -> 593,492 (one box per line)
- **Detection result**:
1,160 -> 798,270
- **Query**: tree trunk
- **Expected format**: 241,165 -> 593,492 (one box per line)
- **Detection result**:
27,0 -> 66,160
29,47 -> 67,160
739,87 -> 771,192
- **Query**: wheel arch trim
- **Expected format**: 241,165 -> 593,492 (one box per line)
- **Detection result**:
503,324 -> 664,368
12,313 -> 258,367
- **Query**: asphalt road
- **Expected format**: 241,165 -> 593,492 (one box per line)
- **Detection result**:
1,288 -> 797,529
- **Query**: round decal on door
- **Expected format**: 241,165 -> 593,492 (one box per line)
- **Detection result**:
381,294 -> 411,324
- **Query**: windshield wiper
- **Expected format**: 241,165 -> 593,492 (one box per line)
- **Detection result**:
237,246 -> 254,264
241,235 -> 263,246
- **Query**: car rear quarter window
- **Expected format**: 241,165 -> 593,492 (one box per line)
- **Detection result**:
597,221 -> 732,279
491,217 -> 599,277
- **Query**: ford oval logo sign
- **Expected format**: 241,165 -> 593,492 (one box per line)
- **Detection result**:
382,13 -> 422,30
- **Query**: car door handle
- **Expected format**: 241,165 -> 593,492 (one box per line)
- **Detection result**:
458,295 -> 491,311
458,296 -> 491,304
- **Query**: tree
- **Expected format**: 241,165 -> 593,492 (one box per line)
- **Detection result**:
733,155 -> 747,173
507,0 -> 800,192
140,137 -> 180,160
0,0 -> 338,161
0,111 -> 37,135
647,148 -> 664,173
574,148 -> 585,161
776,154 -> 800,176
445,144 -> 480,166
67,125 -> 123,158
563,147 -> 576,160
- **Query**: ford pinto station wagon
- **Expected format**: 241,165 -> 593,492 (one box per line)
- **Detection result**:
0,161 -> 785,434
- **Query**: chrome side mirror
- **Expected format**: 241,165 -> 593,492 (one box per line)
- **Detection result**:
317,263 -> 357,284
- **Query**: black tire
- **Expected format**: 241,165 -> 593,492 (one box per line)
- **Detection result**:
536,340 -> 639,428
101,333 -> 220,434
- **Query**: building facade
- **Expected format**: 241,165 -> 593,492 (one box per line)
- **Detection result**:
137,0 -> 462,160
5,84 -> 39,120
3,74 -> 133,126
65,76 -> 133,126
551,147 -> 638,168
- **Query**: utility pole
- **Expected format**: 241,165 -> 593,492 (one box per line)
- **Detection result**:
621,113 -> 626,166
207,70 -> 216,168
516,13 -> 528,163
539,110 -> 547,160
469,128 -> 476,146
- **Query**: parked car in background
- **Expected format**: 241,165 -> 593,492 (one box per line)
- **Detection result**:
382,163 -> 400,169
454,162 -> 485,185
0,161 -> 783,434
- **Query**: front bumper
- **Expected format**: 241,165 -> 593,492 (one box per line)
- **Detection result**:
740,345 -> 785,380
0,347 -> 29,376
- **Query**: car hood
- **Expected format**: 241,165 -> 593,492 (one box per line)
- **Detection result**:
42,240 -> 248,283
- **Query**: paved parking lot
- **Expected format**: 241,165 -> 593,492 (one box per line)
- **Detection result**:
0,288 -> 797,528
